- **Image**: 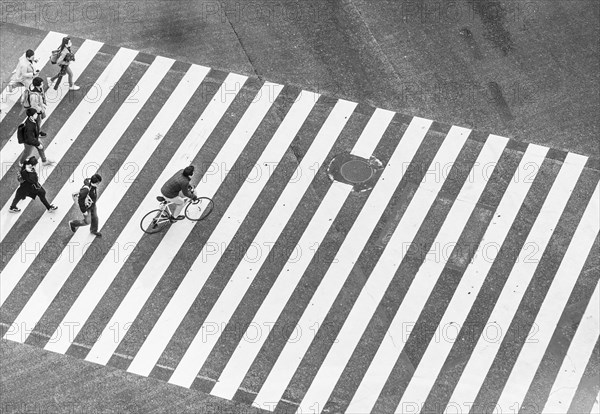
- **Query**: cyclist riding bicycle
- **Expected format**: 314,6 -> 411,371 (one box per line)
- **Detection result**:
160,166 -> 198,220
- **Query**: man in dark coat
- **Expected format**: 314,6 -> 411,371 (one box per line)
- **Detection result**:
69,173 -> 102,237
20,107 -> 53,165
9,156 -> 58,213
160,165 -> 197,219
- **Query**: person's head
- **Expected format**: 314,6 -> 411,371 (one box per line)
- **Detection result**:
61,36 -> 71,49
25,156 -> 38,170
90,173 -> 102,186
25,49 -> 35,61
26,108 -> 38,119
183,166 -> 194,178
32,77 -> 43,89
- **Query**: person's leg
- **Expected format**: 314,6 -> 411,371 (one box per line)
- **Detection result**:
36,188 -> 52,209
166,196 -> 185,217
19,144 -> 34,165
90,204 -> 99,233
66,66 -> 74,87
10,192 -> 25,210
35,144 -> 47,162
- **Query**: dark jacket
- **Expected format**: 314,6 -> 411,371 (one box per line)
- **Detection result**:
57,46 -> 75,66
77,178 -> 98,213
22,117 -> 41,147
16,165 -> 42,199
161,169 -> 194,198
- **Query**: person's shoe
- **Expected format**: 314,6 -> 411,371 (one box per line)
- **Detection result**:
91,231 -> 102,237
69,221 -> 76,232
42,159 -> 56,165
69,85 -> 80,91
46,77 -> 53,87
47,205 -> 58,212
39,131 -> 47,137
9,206 -> 21,213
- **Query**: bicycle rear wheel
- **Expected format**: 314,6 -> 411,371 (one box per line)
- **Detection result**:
140,209 -> 170,234
185,197 -> 214,221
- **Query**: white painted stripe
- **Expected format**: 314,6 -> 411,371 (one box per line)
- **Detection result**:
0,31 -> 66,121
543,281 -> 600,414
374,144 -> 549,414
1,56 -> 175,343
591,390 -> 600,414
0,39 -> 103,180
42,64 -> 211,354
0,46 -> 136,241
447,152 -> 588,411
210,105 -> 393,400
496,183 -> 600,411
251,116 -> 433,411
115,80 -> 283,374
129,98 -> 352,378
301,130 -> 499,414
350,108 -> 395,157
84,77 -> 282,366
136,89 -> 317,385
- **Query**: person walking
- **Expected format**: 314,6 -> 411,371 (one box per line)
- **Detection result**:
69,173 -> 102,237
21,77 -> 48,134
7,49 -> 39,92
160,166 -> 198,220
19,108 -> 54,166
9,156 -> 58,213
47,37 -> 80,91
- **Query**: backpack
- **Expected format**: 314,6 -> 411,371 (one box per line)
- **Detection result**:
72,184 -> 92,209
20,88 -> 31,108
50,48 -> 60,64
17,123 -> 26,144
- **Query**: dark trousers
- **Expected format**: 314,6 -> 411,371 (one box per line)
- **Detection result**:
72,204 -> 99,233
50,65 -> 73,89
11,187 -> 51,210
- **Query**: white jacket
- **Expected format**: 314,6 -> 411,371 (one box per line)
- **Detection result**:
10,55 -> 36,87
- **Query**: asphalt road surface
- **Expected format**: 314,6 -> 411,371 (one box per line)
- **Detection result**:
0,1 -> 598,414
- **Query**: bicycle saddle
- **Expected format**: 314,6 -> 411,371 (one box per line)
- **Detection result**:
156,196 -> 166,202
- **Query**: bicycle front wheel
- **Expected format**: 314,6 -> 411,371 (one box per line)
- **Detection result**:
140,209 -> 170,234
185,197 -> 214,221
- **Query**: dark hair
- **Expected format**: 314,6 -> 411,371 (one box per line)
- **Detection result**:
26,108 -> 37,117
25,49 -> 35,58
183,166 -> 195,177
27,156 -> 38,166
32,77 -> 43,87
60,36 -> 71,51
90,173 -> 102,184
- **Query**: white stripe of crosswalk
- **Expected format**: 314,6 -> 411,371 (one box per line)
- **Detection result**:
251,116 -> 433,410
132,88 -> 318,385
83,73 -> 268,365
592,390 -> 600,414
2,56 -> 175,343
128,99 -> 356,378
446,152 -> 588,412
302,130 -> 502,414
0,31 -> 65,122
362,143 -> 547,414
0,46 -> 136,241
42,63 -> 211,354
0,47 -> 138,305
542,281 -> 600,414
0,39 -> 103,181
495,183 -> 599,412
210,107 -> 393,399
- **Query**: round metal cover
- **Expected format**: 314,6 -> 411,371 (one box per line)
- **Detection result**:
340,159 -> 373,183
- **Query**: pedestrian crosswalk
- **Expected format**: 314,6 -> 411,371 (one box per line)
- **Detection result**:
1,31 -> 599,414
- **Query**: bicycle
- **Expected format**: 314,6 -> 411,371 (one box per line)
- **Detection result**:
140,194 -> 214,234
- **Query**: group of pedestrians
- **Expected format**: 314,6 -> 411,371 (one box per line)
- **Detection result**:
6,37 -> 102,237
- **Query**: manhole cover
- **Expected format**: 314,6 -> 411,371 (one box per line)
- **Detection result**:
340,159 -> 373,183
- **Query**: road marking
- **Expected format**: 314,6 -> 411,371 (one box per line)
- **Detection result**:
2,56 -> 175,343
129,98 -> 354,378
251,116 -> 432,411
496,183 -> 600,412
369,143 -> 548,414
447,152 -> 588,412
0,31 -> 65,123
305,131 -> 503,414
542,281 -> 600,414
0,39 -> 103,180
42,64 -> 211,354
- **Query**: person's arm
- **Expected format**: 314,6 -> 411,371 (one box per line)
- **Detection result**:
56,49 -> 68,66
78,186 -> 90,213
24,124 -> 41,147
181,179 -> 196,199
